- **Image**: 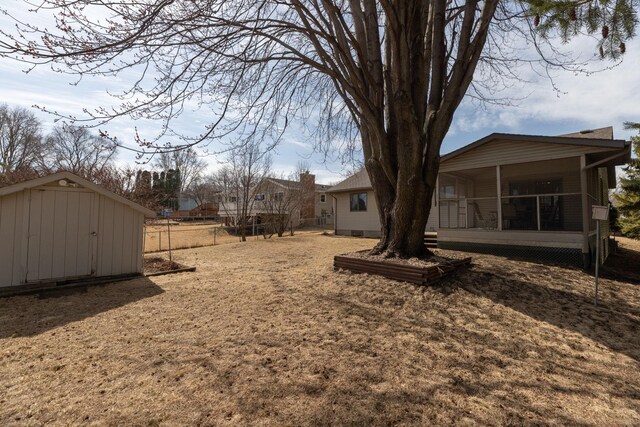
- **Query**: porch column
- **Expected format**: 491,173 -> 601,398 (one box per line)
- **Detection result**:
580,155 -> 590,260
496,165 -> 502,231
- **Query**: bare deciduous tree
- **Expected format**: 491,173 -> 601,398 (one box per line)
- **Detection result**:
44,124 -> 117,177
153,148 -> 208,193
188,175 -> 218,206
0,1 -> 636,256
258,175 -> 303,238
214,141 -> 272,242
0,104 -> 44,181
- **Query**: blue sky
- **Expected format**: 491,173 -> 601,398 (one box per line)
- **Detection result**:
1,4 -> 639,184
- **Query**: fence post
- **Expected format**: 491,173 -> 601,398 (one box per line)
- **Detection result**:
213,227 -> 216,246
167,218 -> 173,262
158,231 -> 162,252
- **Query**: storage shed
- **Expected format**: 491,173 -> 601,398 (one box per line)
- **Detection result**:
0,171 -> 155,289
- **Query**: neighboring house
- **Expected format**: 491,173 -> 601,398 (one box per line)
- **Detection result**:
327,127 -> 631,267
218,172 -> 333,227
0,171 -> 155,291
177,193 -> 199,211
170,202 -> 219,220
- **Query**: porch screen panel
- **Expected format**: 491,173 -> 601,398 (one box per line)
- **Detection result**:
439,167 -> 497,229
500,157 -> 582,231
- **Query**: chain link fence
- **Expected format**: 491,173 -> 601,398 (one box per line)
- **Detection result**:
144,219 -> 333,253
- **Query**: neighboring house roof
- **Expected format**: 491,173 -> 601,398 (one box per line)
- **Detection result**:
326,169 -> 371,193
264,177 -> 331,192
559,126 -> 614,140
0,171 -> 156,217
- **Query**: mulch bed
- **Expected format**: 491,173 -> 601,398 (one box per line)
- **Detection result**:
144,257 -> 194,275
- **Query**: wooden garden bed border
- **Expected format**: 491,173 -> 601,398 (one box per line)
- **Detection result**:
334,251 -> 471,285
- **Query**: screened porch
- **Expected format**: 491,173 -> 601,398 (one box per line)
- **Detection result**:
438,157 -> 583,233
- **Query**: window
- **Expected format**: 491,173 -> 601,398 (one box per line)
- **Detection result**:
272,192 -> 284,202
254,193 -> 265,201
320,194 -> 326,203
350,192 -> 367,211
229,196 -> 237,203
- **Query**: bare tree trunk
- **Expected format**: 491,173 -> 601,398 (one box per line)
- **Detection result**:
366,131 -> 438,259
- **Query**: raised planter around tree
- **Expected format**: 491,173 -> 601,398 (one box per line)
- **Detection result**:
334,251 -> 471,285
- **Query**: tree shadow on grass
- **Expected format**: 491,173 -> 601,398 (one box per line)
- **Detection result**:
454,267 -> 640,363
0,278 -> 164,339
216,282 -> 638,426
600,240 -> 640,283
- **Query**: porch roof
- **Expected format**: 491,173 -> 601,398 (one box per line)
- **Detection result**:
441,127 -> 628,163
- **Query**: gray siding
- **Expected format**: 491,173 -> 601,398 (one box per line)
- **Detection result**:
440,139 -> 614,172
334,191 -> 380,236
426,193 -> 438,231
438,228 -> 583,248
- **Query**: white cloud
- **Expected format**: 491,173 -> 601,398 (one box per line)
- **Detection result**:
1,3 -> 638,179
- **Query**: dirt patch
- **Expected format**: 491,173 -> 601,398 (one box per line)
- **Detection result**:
1,234 -> 638,426
143,256 -> 188,274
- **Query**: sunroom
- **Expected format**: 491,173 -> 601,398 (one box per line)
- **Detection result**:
434,129 -> 630,267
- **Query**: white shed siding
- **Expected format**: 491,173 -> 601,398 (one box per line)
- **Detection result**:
0,174 -> 150,289
440,139 -> 613,172
334,191 -> 381,236
25,188 -> 94,282
0,192 -> 25,287
96,194 -> 145,277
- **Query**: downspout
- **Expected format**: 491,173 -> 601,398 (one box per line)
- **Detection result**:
330,194 -> 338,234
580,155 -> 590,268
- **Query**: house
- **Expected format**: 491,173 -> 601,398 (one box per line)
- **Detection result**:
218,172 -> 333,228
0,171 -> 156,290
327,127 -> 631,267
170,202 -> 219,220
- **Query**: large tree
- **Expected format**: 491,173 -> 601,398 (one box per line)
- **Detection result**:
615,122 -> 640,238
44,124 -> 118,177
0,1 -> 636,256
0,104 -> 44,182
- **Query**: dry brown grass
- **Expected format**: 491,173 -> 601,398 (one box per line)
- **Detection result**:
144,223 -> 239,252
144,223 -> 331,252
1,234 -> 639,426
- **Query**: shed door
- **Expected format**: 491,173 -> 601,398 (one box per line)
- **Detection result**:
26,189 -> 95,282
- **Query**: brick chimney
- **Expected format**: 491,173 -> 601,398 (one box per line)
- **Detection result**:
300,172 -> 316,221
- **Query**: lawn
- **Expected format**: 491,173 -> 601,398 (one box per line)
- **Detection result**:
1,234 -> 638,426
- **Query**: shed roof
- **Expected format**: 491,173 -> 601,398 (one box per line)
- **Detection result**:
0,171 -> 156,217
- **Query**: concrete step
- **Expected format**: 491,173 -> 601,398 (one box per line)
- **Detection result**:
424,232 -> 438,248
